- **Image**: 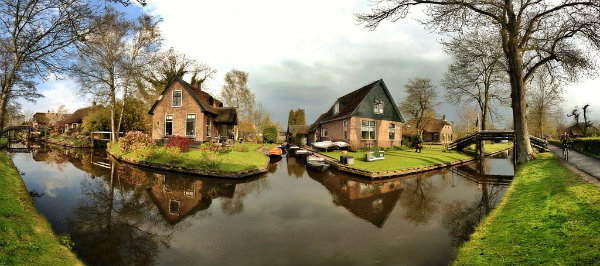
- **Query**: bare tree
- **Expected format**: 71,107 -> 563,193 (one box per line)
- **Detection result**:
527,73 -> 564,138
582,104 -> 592,136
442,31 -> 509,131
138,47 -> 216,108
357,0 -> 600,162
551,105 -> 567,138
400,77 -> 438,136
0,0 -> 91,129
47,105 -> 69,128
71,8 -> 160,142
220,69 -> 255,121
567,107 -> 580,126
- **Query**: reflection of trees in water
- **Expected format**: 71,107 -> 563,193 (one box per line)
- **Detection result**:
442,183 -> 504,245
221,178 -> 270,215
69,164 -> 174,266
400,177 -> 438,225
286,156 -> 306,178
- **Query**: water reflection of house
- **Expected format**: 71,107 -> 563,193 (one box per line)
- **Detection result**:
147,174 -> 235,225
309,171 -> 403,227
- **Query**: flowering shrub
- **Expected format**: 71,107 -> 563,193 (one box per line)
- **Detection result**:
201,150 -> 222,168
119,131 -> 154,153
166,136 -> 192,152
165,146 -> 182,163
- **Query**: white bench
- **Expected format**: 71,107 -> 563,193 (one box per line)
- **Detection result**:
365,151 -> 385,162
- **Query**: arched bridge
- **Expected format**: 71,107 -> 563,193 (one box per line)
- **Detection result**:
1,125 -> 33,138
449,130 -> 547,151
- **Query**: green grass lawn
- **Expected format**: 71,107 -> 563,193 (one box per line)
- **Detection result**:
112,143 -> 269,172
0,152 -> 82,265
453,153 -> 600,265
465,142 -> 513,154
323,148 -> 470,172
0,137 -> 7,148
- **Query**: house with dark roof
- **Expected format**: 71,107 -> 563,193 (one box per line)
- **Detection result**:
404,116 -> 453,144
60,102 -> 102,132
308,79 -> 404,148
560,123 -> 599,138
148,76 -> 238,142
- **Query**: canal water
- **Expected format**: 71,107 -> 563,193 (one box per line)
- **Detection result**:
8,143 -> 513,266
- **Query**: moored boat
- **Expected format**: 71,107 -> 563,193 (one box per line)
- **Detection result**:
306,155 -> 330,172
333,141 -> 350,149
267,146 -> 283,157
312,141 -> 335,150
294,148 -> 309,157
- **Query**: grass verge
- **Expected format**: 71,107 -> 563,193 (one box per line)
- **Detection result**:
111,143 -> 269,172
43,134 -> 92,147
323,148 -> 470,172
465,142 -> 513,154
453,153 -> 600,265
0,137 -> 7,148
0,152 -> 82,265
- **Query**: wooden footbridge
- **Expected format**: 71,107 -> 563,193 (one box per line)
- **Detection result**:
1,125 -> 32,138
449,130 -> 548,153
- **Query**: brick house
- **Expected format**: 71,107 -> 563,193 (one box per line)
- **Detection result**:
308,79 -> 404,148
148,76 -> 238,142
404,116 -> 453,144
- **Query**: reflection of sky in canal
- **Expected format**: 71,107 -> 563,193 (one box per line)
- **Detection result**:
11,146 -> 510,266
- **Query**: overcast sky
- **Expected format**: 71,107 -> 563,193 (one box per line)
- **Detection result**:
21,0 -> 600,127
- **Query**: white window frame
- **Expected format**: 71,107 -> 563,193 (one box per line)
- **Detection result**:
334,102 -> 340,114
342,120 -> 348,139
185,113 -> 197,137
321,127 -> 328,137
374,99 -> 384,114
172,90 -> 182,107
389,123 -> 396,140
165,114 -> 173,137
361,120 -> 376,140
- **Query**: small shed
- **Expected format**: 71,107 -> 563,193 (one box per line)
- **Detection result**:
287,125 -> 310,146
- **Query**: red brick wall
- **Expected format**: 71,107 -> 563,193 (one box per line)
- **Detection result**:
315,117 -> 402,148
151,82 -> 206,141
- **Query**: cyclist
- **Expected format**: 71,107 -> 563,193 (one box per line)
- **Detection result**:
560,132 -> 572,159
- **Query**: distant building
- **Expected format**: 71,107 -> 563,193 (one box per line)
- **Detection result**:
33,111 -> 71,131
60,102 -> 102,133
148,76 -> 238,142
287,125 -> 310,146
560,123 -> 599,137
308,79 -> 404,148
404,116 -> 453,144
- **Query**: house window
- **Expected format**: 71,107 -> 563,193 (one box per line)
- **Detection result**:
169,200 -> 180,215
374,99 -> 384,114
186,114 -> 196,136
334,102 -> 340,114
321,128 -> 328,137
342,120 -> 348,139
172,90 -> 182,107
361,120 -> 376,140
206,116 -> 211,137
165,115 -> 173,136
389,123 -> 396,140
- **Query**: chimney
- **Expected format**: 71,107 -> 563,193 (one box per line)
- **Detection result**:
442,115 -> 446,121
92,101 -> 96,106
192,82 -> 201,90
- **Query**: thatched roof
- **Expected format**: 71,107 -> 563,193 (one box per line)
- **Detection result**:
238,121 -> 256,133
63,105 -> 103,124
214,107 -> 237,124
404,118 -> 451,135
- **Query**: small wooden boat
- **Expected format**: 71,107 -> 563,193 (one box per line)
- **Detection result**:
306,155 -> 330,172
267,146 -> 282,157
278,145 -> 287,154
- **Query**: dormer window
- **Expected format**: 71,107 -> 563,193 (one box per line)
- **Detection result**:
334,102 -> 340,114
374,99 -> 384,114
172,90 -> 182,107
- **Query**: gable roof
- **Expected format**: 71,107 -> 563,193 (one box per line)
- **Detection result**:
287,125 -> 310,135
148,76 -> 224,115
310,79 -> 404,130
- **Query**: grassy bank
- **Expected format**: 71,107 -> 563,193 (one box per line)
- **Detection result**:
42,134 -> 92,147
0,152 -> 82,265
0,137 -> 7,148
453,153 -> 600,265
323,147 -> 470,172
110,143 -> 269,172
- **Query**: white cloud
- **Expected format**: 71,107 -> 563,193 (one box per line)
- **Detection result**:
20,77 -> 88,114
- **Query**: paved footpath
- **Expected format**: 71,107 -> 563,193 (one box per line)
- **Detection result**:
548,144 -> 600,180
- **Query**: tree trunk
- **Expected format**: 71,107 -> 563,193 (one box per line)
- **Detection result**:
507,48 -> 534,162
0,90 -> 9,130
110,71 -> 117,143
